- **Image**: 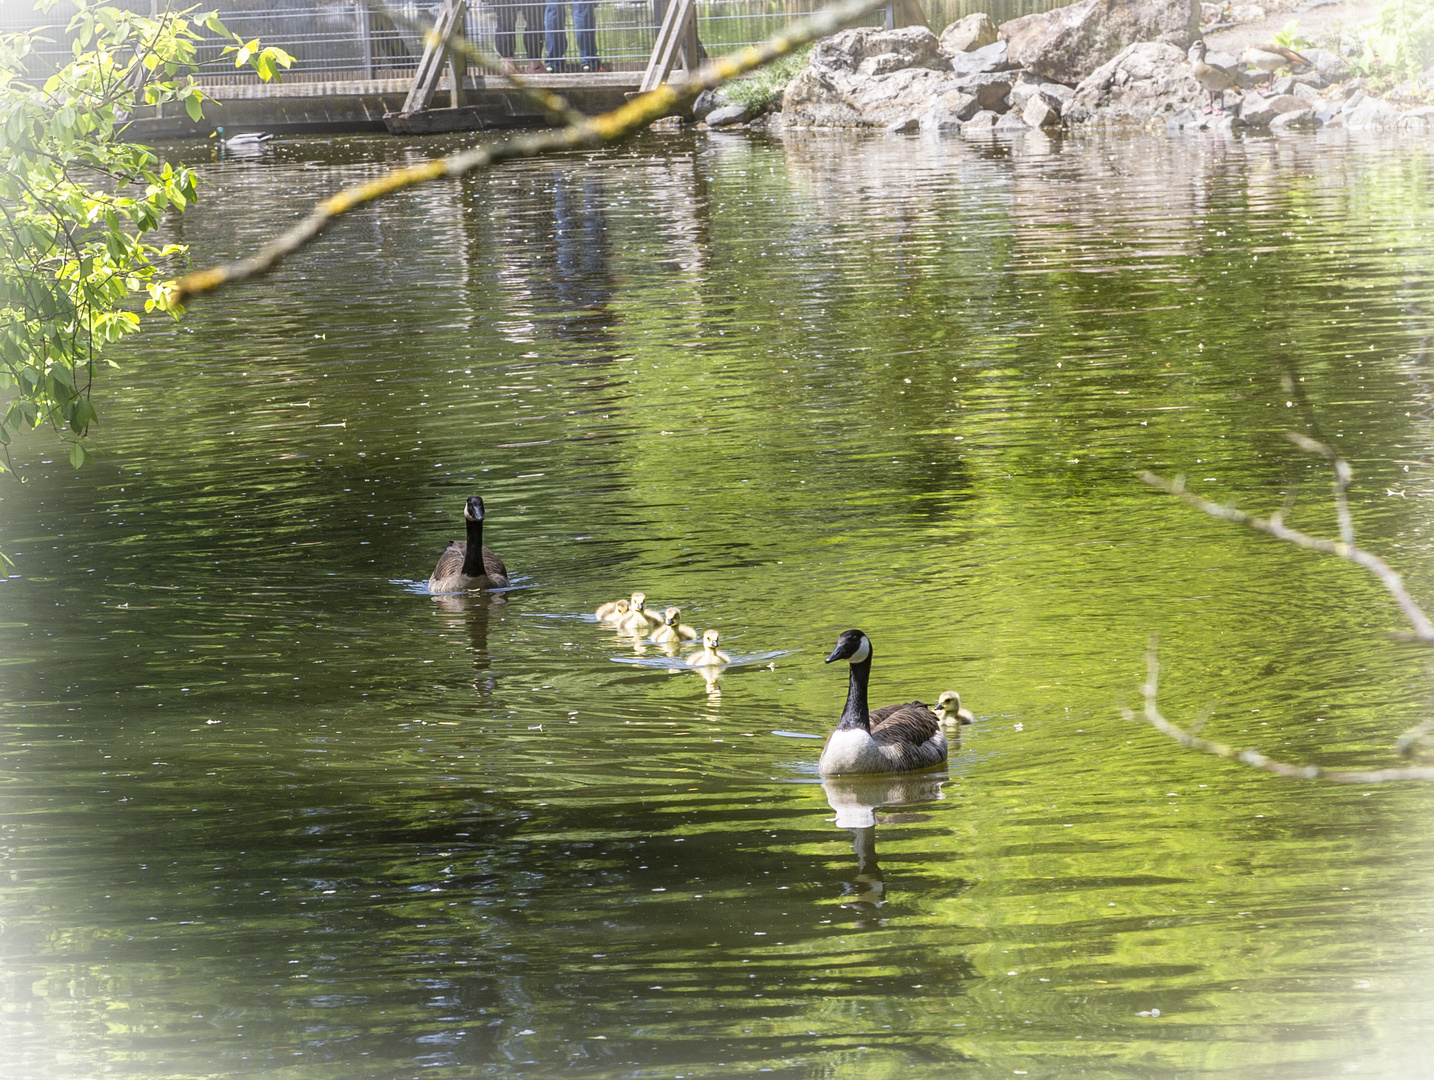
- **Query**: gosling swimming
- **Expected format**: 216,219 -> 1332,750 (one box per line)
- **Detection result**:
427,496 -> 509,593
819,630 -> 947,776
619,592 -> 664,633
651,607 -> 698,644
933,690 -> 975,726
595,595 -> 633,621
687,629 -> 730,666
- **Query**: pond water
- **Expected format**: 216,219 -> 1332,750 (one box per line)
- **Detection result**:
4,125 -> 1434,1079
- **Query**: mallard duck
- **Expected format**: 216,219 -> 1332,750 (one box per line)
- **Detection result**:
595,595 -> 633,620
651,607 -> 697,643
687,629 -> 730,666
619,593 -> 663,633
933,690 -> 975,726
427,496 -> 509,593
211,126 -> 275,150
1239,42 -> 1313,93
1189,40 -> 1238,113
819,630 -> 947,776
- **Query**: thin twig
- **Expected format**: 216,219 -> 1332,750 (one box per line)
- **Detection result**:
1139,447 -> 1434,642
165,0 -> 879,306
1126,642 -> 1434,783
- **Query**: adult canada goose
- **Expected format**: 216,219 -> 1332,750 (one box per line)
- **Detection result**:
595,595 -> 634,621
687,629 -> 730,666
211,126 -> 275,150
819,630 -> 947,776
1239,42 -> 1313,92
427,496 -> 509,593
933,690 -> 975,726
619,593 -> 663,633
651,607 -> 698,644
1189,40 -> 1238,113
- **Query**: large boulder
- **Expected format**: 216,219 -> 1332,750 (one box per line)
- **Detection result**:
782,26 -> 954,126
1000,0 -> 1199,84
940,13 -> 998,54
1062,41 -> 1205,125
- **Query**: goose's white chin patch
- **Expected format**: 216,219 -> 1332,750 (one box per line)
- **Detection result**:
847,636 -> 871,664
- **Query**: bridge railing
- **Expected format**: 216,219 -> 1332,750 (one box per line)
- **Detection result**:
2,0 -> 1061,83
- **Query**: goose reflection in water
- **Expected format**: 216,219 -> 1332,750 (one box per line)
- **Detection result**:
822,773 -> 946,924
430,590 -> 505,696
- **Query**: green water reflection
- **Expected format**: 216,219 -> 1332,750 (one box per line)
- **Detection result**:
3,127 -> 1434,1078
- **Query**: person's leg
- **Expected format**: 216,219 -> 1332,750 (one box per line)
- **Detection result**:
543,2 -> 568,70
572,0 -> 598,70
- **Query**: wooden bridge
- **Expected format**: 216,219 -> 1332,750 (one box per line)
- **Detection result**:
108,0 -> 935,140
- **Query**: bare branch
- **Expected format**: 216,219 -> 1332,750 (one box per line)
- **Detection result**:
1139,452 -> 1434,642
165,0 -> 881,306
1126,642 -> 1434,783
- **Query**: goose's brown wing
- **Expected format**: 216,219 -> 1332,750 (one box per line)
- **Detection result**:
869,701 -> 940,747
431,541 -> 466,582
481,546 -> 508,585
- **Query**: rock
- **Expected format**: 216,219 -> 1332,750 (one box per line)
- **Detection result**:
1237,93 -> 1306,126
1229,3 -> 1265,20
948,40 -> 1015,76
1000,0 -> 1200,84
940,13 -> 998,54
1305,47 -> 1348,85
1269,107 -> 1319,132
810,25 -> 947,74
954,71 -> 1017,111
1022,94 -> 1061,127
1041,80 -> 1076,103
706,104 -> 750,127
692,89 -> 727,122
1401,106 -> 1434,133
886,115 -> 921,133
782,26 -> 955,126
648,115 -> 684,130
920,88 -> 980,131
1341,88 -> 1366,112
960,109 -> 1000,135
1344,95 -> 1403,130
1062,41 -> 1205,125
996,111 -> 1031,131
1290,81 -> 1320,104
1314,99 -> 1343,126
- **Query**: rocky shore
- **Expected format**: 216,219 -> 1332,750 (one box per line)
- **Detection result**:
690,0 -> 1432,135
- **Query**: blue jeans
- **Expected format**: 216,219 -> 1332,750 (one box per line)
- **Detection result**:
544,1 -> 597,69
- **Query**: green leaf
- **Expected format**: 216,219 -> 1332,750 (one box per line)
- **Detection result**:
69,441 -> 87,468
184,92 -> 201,122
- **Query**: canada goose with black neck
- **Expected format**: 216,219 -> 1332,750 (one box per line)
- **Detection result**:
819,630 -> 947,776
427,496 -> 509,593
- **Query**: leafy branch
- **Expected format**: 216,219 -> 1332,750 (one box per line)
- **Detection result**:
0,0 -> 292,472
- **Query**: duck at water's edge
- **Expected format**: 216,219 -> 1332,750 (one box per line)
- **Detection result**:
428,496 -> 509,593
819,630 -> 947,776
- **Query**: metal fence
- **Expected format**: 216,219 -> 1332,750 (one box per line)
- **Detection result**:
1,0 -> 1065,82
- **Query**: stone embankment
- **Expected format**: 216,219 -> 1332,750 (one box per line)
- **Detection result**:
691,0 -> 1432,135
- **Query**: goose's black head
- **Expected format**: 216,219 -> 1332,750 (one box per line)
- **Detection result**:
826,630 -> 872,665
464,496 -> 486,522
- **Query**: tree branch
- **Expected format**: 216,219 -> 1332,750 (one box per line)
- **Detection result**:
1135,433 -> 1434,780
1139,433 -> 1434,640
164,0 -> 881,306
1123,642 -> 1434,783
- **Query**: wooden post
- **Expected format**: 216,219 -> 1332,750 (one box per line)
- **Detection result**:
640,0 -> 699,93
449,0 -> 466,107
889,0 -> 929,28
400,0 -> 468,115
